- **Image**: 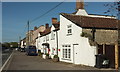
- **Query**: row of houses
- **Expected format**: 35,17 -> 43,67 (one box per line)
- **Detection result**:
20,0 -> 120,68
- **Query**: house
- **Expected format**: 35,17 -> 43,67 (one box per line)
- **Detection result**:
37,24 -> 51,55
26,30 -> 33,46
20,37 -> 26,48
36,18 -> 60,59
49,18 -> 60,59
59,0 -> 118,67
26,25 -> 45,47
32,25 -> 45,46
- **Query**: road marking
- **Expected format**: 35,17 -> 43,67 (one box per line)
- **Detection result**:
0,51 -> 13,72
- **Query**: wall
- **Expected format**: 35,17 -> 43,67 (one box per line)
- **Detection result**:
59,15 -> 97,66
33,26 -> 45,45
82,29 -> 118,44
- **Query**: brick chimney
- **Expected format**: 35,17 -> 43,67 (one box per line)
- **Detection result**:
34,26 -> 37,30
52,18 -> 57,24
76,0 -> 84,10
45,23 -> 49,29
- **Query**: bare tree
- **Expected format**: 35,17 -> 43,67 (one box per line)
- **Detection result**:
104,1 -> 120,19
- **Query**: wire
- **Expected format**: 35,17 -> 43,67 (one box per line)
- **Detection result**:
20,1 -> 65,40
30,0 -> 65,23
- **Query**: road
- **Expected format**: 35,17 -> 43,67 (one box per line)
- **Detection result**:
2,50 -> 118,72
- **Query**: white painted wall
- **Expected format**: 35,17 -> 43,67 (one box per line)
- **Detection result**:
59,15 -> 97,67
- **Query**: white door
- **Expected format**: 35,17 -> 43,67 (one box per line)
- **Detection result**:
73,44 -> 80,64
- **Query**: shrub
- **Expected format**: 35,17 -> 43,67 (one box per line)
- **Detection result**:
45,53 -> 49,56
54,55 -> 58,58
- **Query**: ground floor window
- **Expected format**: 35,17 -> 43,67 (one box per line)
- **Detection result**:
62,44 -> 71,59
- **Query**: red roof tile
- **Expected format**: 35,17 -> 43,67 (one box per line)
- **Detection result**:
61,13 -> 118,29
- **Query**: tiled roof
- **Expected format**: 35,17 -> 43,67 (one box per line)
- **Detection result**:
61,13 -> 118,29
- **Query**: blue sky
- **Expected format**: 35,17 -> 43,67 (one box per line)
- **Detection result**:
2,2 -> 117,42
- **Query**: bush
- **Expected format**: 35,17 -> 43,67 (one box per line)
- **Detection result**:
54,55 -> 58,58
45,53 -> 49,56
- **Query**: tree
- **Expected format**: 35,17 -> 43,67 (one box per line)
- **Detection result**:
104,1 -> 120,19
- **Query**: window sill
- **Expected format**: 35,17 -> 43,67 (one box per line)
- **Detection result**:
67,34 -> 72,36
61,58 -> 71,61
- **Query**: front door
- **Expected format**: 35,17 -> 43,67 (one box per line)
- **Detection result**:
73,44 -> 79,64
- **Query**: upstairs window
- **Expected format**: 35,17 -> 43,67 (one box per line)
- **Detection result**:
51,31 -> 55,40
67,25 -> 72,36
46,35 -> 49,41
43,37 -> 45,42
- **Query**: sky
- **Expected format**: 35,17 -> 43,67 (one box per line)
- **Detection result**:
2,2 -> 118,42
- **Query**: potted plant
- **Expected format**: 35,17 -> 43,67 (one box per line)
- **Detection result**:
45,53 -> 49,59
53,55 -> 59,62
39,53 -> 43,58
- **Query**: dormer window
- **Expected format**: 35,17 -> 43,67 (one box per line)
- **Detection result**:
67,25 -> 72,36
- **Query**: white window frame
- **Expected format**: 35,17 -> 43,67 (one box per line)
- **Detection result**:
62,44 -> 71,60
67,25 -> 72,36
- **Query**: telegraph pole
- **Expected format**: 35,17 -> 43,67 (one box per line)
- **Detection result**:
19,36 -> 21,48
27,20 -> 30,47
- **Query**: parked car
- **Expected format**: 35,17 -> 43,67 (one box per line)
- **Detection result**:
15,48 -> 18,51
26,45 -> 38,56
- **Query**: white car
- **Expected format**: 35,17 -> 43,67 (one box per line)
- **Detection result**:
15,48 -> 18,51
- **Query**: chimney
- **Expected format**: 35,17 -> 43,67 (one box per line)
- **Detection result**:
76,0 -> 84,10
34,26 -> 37,30
45,23 -> 49,29
52,18 -> 57,24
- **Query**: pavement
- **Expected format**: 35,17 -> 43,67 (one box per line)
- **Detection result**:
2,50 -> 118,72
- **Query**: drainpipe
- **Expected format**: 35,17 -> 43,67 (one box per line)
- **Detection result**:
56,31 -> 58,56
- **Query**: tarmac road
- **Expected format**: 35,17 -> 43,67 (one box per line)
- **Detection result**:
2,50 -> 118,72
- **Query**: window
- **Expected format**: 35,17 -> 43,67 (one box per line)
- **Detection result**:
65,49 -> 67,58
68,49 -> 71,58
46,35 -> 49,41
51,31 -> 55,40
52,48 -> 54,55
68,29 -> 72,34
63,49 -> 65,58
62,44 -> 71,59
67,25 -> 72,36
43,37 -> 45,42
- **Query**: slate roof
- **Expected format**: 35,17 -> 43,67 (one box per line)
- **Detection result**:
61,13 -> 118,29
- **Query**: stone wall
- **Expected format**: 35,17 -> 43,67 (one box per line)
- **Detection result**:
82,29 -> 118,45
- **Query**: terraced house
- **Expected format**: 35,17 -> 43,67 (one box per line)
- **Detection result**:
34,0 -> 119,68
36,18 -> 60,59
59,0 -> 119,68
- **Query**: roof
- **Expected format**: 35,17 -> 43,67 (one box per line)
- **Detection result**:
40,27 -> 51,36
61,13 -> 118,29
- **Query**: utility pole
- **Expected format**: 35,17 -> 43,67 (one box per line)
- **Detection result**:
19,36 -> 21,48
27,20 -> 30,47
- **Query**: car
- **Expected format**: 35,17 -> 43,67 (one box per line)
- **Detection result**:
15,48 -> 18,51
26,45 -> 38,56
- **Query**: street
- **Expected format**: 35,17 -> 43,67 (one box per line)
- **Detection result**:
2,50 -> 118,72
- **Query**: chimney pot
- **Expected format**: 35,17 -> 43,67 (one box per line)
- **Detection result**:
34,26 -> 37,30
45,23 -> 49,29
76,0 -> 84,10
52,18 -> 57,24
